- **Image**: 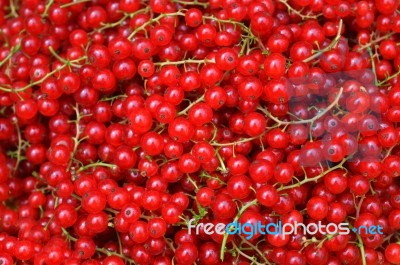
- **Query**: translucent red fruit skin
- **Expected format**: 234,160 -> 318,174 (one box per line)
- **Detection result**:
243,112 -> 266,137
3,1 -> 400,264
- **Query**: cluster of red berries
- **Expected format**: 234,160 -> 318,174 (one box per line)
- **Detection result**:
1,0 -> 400,264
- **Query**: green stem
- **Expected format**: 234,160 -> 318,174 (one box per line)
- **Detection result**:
279,0 -> 321,19
0,54 -> 85,93
202,15 -> 253,37
359,32 -> 395,51
154,59 -> 213,67
211,135 -> 262,147
49,46 -> 84,68
378,68 -> 400,86
62,227 -> 136,264
0,66 -> 67,93
367,47 -> 378,86
12,120 -> 22,176
186,174 -> 199,190
127,11 -> 185,40
95,248 -> 136,264
95,8 -> 151,32
60,0 -> 91,8
232,241 -> 263,265
177,94 -> 205,115
277,158 -> 348,191
203,15 -> 265,51
99,15 -> 129,31
215,151 -> 228,174
238,236 -> 272,265
357,234 -> 367,265
0,43 -> 20,67
303,19 -> 343,63
220,199 -> 258,261
173,0 -> 209,7
77,161 -> 116,172
61,227 -> 77,242
42,0 -> 55,17
8,0 -> 18,18
258,86 -> 343,126
67,105 -> 82,171
355,195 -> 365,218
349,223 -> 367,265
200,171 -> 226,185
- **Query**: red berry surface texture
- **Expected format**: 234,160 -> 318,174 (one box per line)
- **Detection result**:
0,0 -> 400,264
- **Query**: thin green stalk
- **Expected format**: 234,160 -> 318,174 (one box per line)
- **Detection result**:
220,199 -> 258,260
